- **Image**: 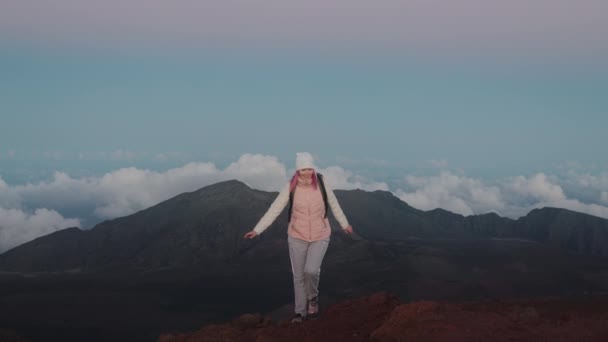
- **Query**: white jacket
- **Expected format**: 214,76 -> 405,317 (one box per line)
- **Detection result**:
252,181 -> 350,236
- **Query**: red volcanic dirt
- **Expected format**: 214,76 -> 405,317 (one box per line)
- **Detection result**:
158,292 -> 608,342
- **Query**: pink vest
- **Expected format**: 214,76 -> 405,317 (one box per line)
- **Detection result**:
288,185 -> 331,241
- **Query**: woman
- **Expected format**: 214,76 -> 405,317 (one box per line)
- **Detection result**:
243,152 -> 354,323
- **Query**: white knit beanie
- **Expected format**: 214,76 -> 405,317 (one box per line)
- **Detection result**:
295,152 -> 315,170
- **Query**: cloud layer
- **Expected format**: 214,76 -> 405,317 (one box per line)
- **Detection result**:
0,207 -> 80,254
2,153 -> 608,254
395,171 -> 608,219
0,154 -> 389,252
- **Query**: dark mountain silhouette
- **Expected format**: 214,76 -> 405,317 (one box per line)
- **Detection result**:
1,179 -> 608,273
0,180 -> 279,272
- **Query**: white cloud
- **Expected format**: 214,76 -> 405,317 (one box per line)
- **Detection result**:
0,154 -> 386,222
0,207 -> 80,254
564,171 -> 608,198
394,170 -> 608,219
394,171 -> 503,216
317,166 -> 389,192
94,162 -> 222,218
506,173 -> 566,202
223,154 -> 288,191
0,153 -> 389,251
502,173 -> 608,219
573,172 -> 608,189
8,149 -> 16,158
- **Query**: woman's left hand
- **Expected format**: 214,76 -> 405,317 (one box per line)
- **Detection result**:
343,225 -> 354,234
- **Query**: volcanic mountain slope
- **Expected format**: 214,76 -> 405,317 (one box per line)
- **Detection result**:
157,291 -> 608,342
2,180 -> 608,273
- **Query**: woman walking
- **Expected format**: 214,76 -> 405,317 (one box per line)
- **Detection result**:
243,152 -> 354,323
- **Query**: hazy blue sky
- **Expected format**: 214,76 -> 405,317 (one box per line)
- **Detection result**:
2,53 -> 606,180
1,0 -> 607,252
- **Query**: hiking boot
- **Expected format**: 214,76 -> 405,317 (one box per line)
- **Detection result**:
307,296 -> 319,316
290,313 -> 304,323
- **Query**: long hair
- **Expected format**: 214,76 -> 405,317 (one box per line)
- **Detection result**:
289,169 -> 318,192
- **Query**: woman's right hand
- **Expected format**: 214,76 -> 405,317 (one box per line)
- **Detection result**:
243,231 -> 258,239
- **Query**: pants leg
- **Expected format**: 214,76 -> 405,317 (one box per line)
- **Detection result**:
288,236 -> 309,315
303,238 -> 330,300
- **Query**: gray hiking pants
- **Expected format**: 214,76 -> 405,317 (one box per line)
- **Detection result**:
288,235 -> 330,316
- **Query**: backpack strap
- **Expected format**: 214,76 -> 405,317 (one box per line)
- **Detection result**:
288,189 -> 294,223
317,173 -> 329,219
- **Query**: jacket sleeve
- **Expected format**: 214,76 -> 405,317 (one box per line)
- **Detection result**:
325,181 -> 350,230
252,183 -> 290,235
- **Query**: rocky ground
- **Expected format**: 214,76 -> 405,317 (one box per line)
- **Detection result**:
158,292 -> 608,342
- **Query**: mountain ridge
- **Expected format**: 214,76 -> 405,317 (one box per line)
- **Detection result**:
1,179 -> 608,273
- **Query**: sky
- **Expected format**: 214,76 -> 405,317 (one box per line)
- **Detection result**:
1,0 -> 607,253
